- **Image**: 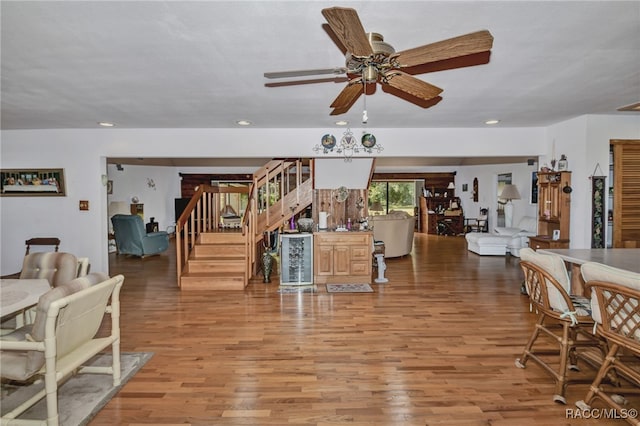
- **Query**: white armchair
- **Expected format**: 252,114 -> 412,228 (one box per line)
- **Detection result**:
369,211 -> 415,258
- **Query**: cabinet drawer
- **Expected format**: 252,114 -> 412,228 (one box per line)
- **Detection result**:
315,232 -> 370,245
350,261 -> 369,275
350,246 -> 370,260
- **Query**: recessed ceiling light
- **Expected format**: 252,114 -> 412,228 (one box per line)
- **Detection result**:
485,119 -> 500,125
98,121 -> 115,127
335,120 -> 349,126
236,119 -> 252,126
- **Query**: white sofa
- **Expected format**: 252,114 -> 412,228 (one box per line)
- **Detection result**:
465,216 -> 537,257
369,211 -> 415,258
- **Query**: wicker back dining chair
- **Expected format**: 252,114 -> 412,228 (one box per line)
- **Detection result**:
576,262 -> 640,424
516,248 -> 607,404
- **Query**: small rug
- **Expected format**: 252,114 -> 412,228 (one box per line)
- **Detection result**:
326,283 -> 374,293
1,351 -> 153,425
277,285 -> 317,294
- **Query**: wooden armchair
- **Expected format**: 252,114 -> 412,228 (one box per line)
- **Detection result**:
577,262 -> 640,424
516,248 -> 606,404
25,237 -> 61,255
0,238 -> 63,280
464,208 -> 489,233
0,273 -> 124,425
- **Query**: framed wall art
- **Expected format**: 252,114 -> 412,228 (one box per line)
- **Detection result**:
0,168 -> 66,197
591,175 -> 606,248
530,171 -> 539,204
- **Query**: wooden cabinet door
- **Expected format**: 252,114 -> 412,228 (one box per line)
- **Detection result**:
333,245 -> 351,275
315,245 -> 334,276
612,140 -> 640,248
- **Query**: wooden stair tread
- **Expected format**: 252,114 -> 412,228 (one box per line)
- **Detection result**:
188,255 -> 244,261
181,271 -> 244,277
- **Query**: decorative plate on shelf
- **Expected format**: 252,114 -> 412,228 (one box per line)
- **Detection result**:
321,134 -> 336,150
334,186 -> 349,203
361,133 -> 376,148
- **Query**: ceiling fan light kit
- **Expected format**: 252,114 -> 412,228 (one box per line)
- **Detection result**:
265,7 -> 494,116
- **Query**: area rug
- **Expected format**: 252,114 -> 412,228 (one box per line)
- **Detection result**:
326,283 -> 374,293
277,285 -> 317,294
1,351 -> 153,425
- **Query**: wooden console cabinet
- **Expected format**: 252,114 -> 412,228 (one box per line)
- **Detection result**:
528,235 -> 570,250
532,171 -> 571,248
313,232 -> 373,284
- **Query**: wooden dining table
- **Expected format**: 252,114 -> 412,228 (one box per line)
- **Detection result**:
0,278 -> 51,325
538,248 -> 640,295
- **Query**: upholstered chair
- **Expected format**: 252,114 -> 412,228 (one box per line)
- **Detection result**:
111,214 -> 169,257
19,252 -> 79,287
369,211 -> 415,258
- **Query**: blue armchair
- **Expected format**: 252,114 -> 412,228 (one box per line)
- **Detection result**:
111,214 -> 169,257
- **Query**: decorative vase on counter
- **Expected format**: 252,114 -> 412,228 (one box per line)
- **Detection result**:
262,251 -> 274,283
262,230 -> 277,283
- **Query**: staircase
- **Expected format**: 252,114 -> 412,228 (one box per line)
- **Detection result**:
180,232 -> 247,290
175,159 -> 313,290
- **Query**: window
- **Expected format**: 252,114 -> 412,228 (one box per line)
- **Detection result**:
369,181 -> 417,216
219,182 -> 250,217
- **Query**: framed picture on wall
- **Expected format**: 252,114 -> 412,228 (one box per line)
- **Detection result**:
0,168 -> 66,197
530,171 -> 538,204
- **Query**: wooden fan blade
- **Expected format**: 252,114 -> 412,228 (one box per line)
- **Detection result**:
382,83 -> 443,109
264,67 -> 346,79
394,30 -> 494,68
322,7 -> 373,57
383,71 -> 442,101
329,82 -> 363,114
265,76 -> 349,88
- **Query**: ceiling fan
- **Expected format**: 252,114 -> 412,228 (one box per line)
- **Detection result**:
264,6 -> 494,116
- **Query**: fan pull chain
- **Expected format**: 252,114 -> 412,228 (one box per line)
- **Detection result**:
362,80 -> 368,124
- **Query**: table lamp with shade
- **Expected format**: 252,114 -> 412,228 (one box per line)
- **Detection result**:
370,201 -> 383,215
446,181 -> 455,197
500,184 -> 521,228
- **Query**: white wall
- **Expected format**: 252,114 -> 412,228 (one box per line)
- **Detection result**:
107,164 -> 182,232
547,115 -> 640,248
314,158 -> 374,189
456,162 -> 538,231
1,116 -> 637,276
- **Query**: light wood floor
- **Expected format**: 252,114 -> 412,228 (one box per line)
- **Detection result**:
91,234 -> 634,425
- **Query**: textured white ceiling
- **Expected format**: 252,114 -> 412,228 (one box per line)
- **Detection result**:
2,1 -> 639,132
